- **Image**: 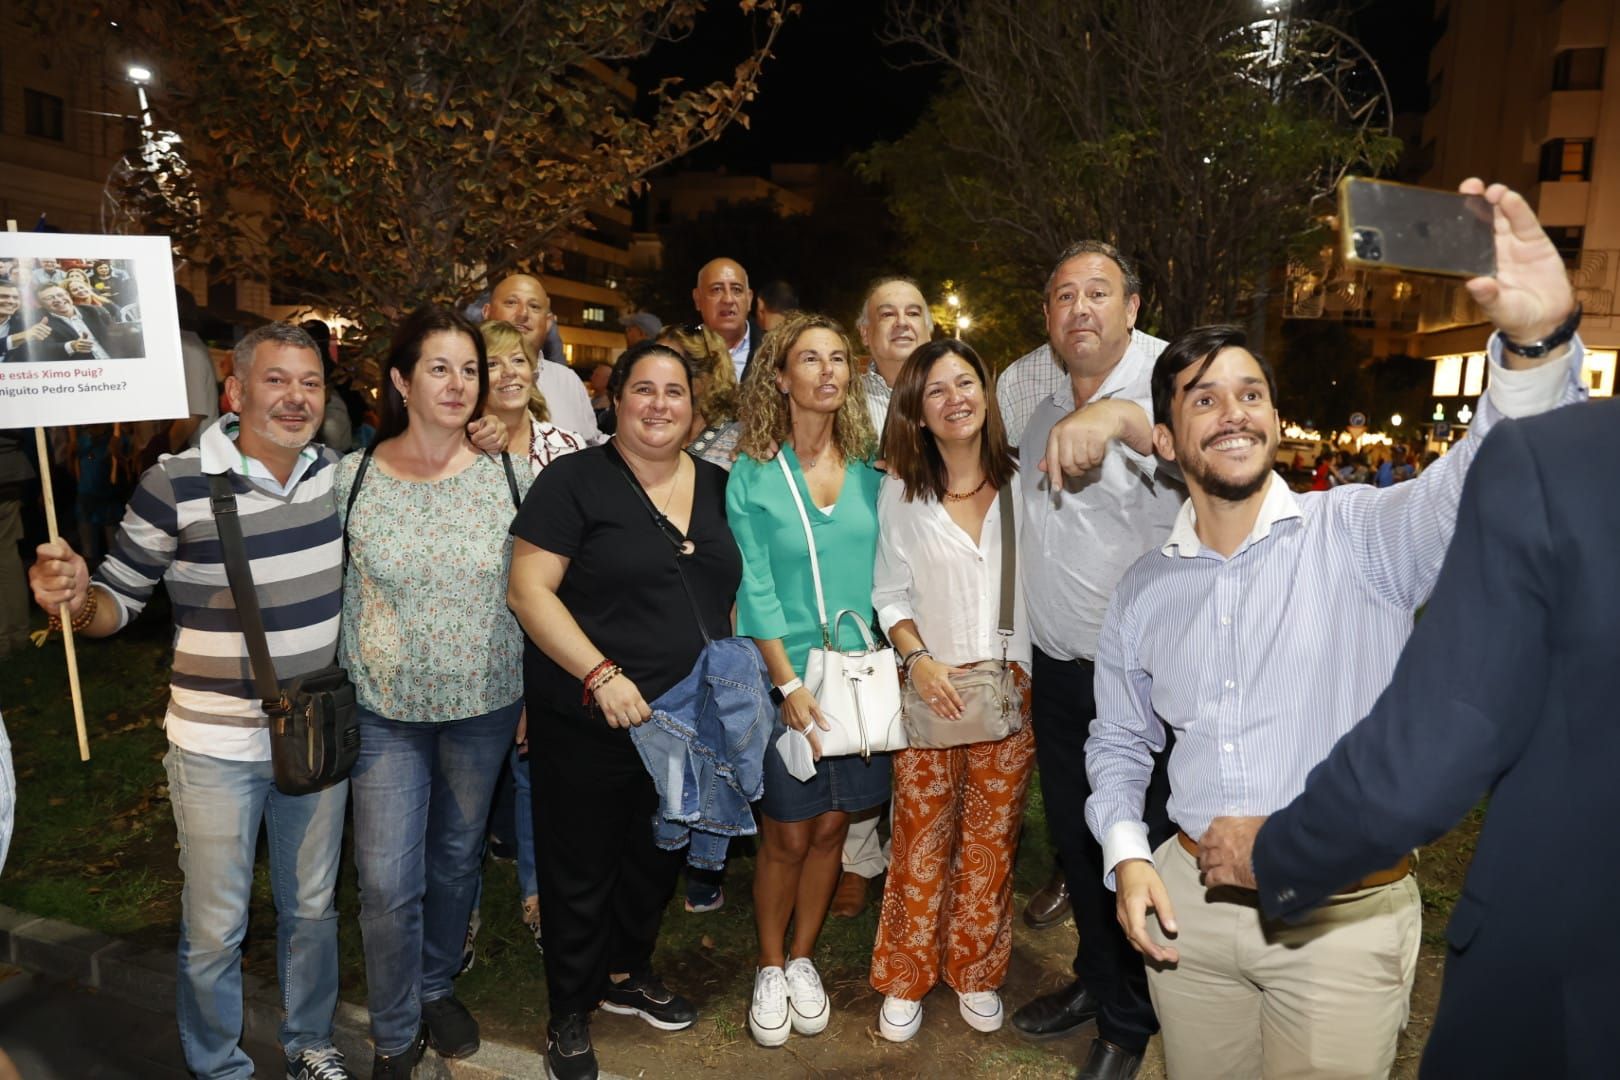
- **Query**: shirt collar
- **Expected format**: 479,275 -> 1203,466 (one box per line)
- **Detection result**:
1161,470 -> 1301,558
200,414 -> 320,494
1049,330 -> 1156,412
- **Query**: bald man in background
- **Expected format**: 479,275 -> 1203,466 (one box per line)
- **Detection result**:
693,258 -> 761,383
485,274 -> 603,444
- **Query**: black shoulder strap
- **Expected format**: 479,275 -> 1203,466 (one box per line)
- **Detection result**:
207,473 -> 285,713
342,445 -> 376,567
604,443 -> 712,645
502,450 -> 521,509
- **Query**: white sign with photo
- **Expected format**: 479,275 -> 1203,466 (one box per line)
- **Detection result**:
0,232 -> 187,429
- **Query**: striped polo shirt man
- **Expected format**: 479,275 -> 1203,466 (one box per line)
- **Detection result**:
95,415 -> 343,759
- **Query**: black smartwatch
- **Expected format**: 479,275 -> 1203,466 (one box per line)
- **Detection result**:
1500,303 -> 1582,358
770,677 -> 803,705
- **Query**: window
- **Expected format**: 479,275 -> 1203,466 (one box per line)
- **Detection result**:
1539,138 -> 1593,182
582,305 -> 608,325
24,89 -> 65,141
1553,48 -> 1605,91
1544,225 -> 1585,266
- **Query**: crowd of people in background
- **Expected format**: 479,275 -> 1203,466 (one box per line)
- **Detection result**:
1,255 -> 144,362
7,177 -> 1605,1080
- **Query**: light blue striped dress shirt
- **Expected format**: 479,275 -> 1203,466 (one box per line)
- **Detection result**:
1085,337 -> 1588,885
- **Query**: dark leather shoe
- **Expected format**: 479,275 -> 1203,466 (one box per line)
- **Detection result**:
1075,1038 -> 1143,1080
829,871 -> 869,918
1023,869 -> 1071,930
370,1024 -> 426,1080
1011,978 -> 1099,1040
422,994 -> 480,1058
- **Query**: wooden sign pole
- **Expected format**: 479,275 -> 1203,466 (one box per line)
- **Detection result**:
6,219 -> 90,760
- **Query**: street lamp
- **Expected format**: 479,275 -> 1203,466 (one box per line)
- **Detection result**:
1390,413 -> 1403,427
957,314 -> 972,339
947,293 -> 960,308
127,65 -> 153,84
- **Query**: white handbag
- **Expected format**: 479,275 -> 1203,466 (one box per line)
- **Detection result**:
777,454 -> 907,760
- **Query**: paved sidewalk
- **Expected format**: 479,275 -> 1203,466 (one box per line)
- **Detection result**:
0,904 -> 627,1079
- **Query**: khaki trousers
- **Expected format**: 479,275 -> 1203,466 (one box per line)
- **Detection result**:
1146,836 -> 1420,1080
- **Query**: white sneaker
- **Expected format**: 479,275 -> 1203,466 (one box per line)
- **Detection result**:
878,995 -> 923,1043
783,956 -> 830,1036
957,989 -> 1003,1032
748,966 -> 790,1047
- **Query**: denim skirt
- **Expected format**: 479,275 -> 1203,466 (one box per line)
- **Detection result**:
759,722 -> 893,822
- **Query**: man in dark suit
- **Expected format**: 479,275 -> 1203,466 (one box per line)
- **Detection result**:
692,257 -> 761,384
1199,395 -> 1619,1078
30,283 -> 113,361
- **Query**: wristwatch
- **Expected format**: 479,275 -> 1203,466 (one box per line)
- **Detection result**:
770,677 -> 803,705
1499,303 -> 1582,358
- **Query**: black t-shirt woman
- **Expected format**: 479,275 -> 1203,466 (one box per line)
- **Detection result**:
507,342 -> 741,1079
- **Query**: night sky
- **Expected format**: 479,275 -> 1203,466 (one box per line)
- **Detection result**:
632,0 -> 1434,173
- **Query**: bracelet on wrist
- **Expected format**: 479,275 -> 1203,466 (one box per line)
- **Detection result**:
45,586 -> 98,635
901,648 -> 932,676
1499,302 -> 1582,358
580,659 -> 622,707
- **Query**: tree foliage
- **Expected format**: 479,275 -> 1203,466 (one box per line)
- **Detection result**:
861,0 -> 1400,353
45,0 -> 791,351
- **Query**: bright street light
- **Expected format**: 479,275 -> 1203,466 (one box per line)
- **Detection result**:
946,293 -> 960,308
128,65 -> 153,84
957,314 -> 972,331
1390,413 -> 1403,427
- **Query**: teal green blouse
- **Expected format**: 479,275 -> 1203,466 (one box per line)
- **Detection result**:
727,447 -> 884,678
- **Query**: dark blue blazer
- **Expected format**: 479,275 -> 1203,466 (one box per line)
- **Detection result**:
1253,397 -> 1620,1078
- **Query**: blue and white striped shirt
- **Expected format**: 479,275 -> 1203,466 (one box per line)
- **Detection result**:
1085,337 -> 1588,885
95,415 -> 341,762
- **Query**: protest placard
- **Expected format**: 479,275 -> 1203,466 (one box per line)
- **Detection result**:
2,229 -> 187,761
0,233 -> 186,430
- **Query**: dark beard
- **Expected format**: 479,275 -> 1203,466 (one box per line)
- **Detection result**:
1182,449 -> 1274,503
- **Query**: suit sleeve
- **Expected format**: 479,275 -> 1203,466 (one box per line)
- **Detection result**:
1254,418 -> 1557,918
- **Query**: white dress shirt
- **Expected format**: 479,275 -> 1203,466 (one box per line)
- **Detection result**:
728,324 -> 752,382
535,359 -> 604,445
861,367 -> 893,442
1018,329 -> 1178,662
873,474 -> 1030,666
1085,335 -> 1588,887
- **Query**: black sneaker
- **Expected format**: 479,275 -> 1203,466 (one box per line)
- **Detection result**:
599,971 -> 697,1031
546,1012 -> 598,1080
286,1047 -> 352,1080
422,994 -> 480,1059
369,1025 -> 426,1080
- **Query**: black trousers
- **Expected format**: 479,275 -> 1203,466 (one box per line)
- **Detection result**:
531,707 -> 684,1018
1031,647 -> 1174,1054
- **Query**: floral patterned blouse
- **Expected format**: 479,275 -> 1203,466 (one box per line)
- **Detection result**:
335,450 -> 531,722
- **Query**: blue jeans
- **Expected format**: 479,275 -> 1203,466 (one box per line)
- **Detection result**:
510,745 -> 538,900
163,745 -> 347,1080
350,701 -> 521,1055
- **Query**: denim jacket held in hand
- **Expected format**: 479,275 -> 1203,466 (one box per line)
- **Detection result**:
629,636 -> 773,869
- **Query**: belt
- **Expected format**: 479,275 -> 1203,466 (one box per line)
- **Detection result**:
1176,830 -> 1411,894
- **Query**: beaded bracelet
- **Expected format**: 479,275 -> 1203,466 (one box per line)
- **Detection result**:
45,586 -> 98,635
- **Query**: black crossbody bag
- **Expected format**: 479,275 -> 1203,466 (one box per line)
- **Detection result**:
209,472 -> 359,795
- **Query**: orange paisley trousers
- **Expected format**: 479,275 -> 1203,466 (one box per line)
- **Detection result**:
870,663 -> 1036,1000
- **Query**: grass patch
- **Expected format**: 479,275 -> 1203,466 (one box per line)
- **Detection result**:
2,610 -> 1485,1070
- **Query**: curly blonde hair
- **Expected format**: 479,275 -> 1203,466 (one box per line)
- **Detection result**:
735,312 -> 875,463
661,323 -> 738,422
478,319 -> 550,423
